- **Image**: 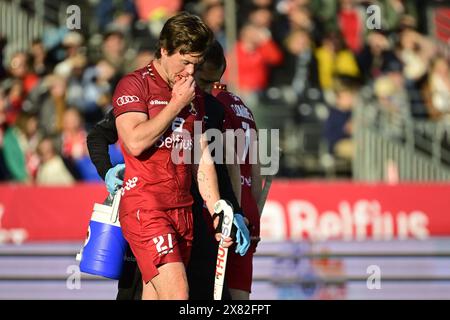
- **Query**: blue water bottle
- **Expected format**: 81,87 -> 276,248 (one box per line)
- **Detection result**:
76,190 -> 128,279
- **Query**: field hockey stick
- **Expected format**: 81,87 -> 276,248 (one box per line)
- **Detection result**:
213,200 -> 234,300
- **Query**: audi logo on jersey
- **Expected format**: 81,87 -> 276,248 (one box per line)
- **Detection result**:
116,95 -> 139,106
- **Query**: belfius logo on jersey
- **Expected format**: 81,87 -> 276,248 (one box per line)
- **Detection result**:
155,117 -> 193,151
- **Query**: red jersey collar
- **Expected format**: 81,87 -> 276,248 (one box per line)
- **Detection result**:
146,60 -> 171,90
212,82 -> 227,91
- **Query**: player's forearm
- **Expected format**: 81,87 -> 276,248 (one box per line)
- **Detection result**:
251,162 -> 263,214
223,132 -> 241,205
226,163 -> 241,205
117,104 -> 181,156
87,123 -> 116,180
87,136 -> 113,180
196,154 -> 220,216
215,163 -> 241,213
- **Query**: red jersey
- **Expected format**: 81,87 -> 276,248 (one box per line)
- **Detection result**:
230,40 -> 283,92
112,61 -> 205,212
211,83 -> 259,237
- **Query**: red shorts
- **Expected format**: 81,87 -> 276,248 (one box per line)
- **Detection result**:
119,206 -> 193,283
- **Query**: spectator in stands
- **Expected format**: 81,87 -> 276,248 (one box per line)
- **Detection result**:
132,47 -> 156,70
357,30 -> 392,82
36,136 -> 75,185
65,54 -> 88,114
30,39 -> 55,77
54,32 -> 85,79
271,28 -> 320,105
81,59 -> 116,127
248,1 -> 298,50
1,79 -> 21,126
61,108 -> 88,162
374,53 -> 408,109
374,53 -> 411,137
398,28 -> 435,83
398,28 -> 435,118
379,0 -> 419,33
308,0 -> 338,32
422,56 -> 450,121
248,6 -> 273,31
134,0 -> 182,40
286,4 -> 313,32
8,52 -> 39,97
60,107 -> 99,181
18,112 -> 41,181
230,23 -> 283,107
94,0 -> 137,35
5,52 -> 40,124
2,124 -> 28,182
337,0 -> 365,53
238,0 -> 272,22
2,112 -> 41,183
134,0 -> 182,21
283,2 -> 325,44
324,77 -> 359,161
100,30 -> 131,77
315,31 -> 360,102
26,74 -> 67,136
202,2 -> 226,50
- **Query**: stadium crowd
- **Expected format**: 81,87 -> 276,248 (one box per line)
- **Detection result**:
0,0 -> 448,183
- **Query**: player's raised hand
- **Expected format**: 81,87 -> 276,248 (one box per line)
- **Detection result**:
171,75 -> 196,110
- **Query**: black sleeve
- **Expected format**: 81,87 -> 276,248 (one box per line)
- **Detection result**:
204,94 -> 242,214
86,109 -> 119,180
203,94 -> 225,132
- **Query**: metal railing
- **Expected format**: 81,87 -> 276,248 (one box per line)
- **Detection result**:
0,0 -> 67,61
0,0 -> 44,55
353,87 -> 450,182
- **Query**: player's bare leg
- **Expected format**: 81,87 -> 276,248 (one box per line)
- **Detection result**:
142,280 -> 158,300
230,288 -> 250,300
151,262 -> 189,300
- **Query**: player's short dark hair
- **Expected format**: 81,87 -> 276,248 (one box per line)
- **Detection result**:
155,12 -> 214,59
203,40 -> 227,76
